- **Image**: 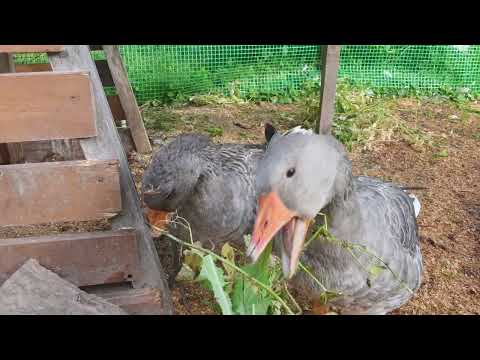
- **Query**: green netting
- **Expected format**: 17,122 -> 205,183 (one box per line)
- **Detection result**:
14,45 -> 480,104
118,45 -> 322,103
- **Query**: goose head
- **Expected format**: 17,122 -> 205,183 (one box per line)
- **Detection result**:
141,134 -> 211,213
247,126 -> 348,278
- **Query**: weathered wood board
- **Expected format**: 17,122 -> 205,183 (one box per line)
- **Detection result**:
103,45 -> 151,153
0,230 -> 139,287
0,71 -> 97,143
0,259 -> 127,315
0,45 -> 64,53
0,160 -> 122,226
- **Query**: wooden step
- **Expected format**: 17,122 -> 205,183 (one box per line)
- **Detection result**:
10,62 -> 125,123
0,45 -> 64,53
85,283 -> 165,315
0,230 -> 140,288
0,71 -> 96,143
0,160 -> 122,226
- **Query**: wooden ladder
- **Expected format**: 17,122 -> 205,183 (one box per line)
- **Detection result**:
0,45 -> 173,314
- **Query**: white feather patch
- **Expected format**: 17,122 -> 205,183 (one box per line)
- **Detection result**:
284,126 -> 314,136
405,192 -> 421,218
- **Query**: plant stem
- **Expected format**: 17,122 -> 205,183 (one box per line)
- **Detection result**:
163,232 -> 295,315
298,262 -> 328,293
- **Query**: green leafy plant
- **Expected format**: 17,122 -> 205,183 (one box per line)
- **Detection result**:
173,235 -> 296,315
207,127 -> 224,137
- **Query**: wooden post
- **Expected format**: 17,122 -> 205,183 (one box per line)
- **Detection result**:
47,46 -> 173,314
0,53 -> 23,164
316,45 -> 341,135
103,45 -> 152,154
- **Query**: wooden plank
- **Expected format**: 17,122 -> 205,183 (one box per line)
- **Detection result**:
103,45 -> 152,153
0,231 -> 139,288
0,71 -> 97,143
15,60 -> 114,87
0,53 -> 18,164
14,63 -> 122,120
48,45 -> 173,314
12,63 -> 87,163
316,45 -> 341,135
87,285 -> 165,315
19,132 -> 133,163
20,139 -> 85,163
0,160 -> 122,226
0,45 -> 64,53
0,259 -> 128,315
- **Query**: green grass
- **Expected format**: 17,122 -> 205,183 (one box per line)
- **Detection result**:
297,79 -> 435,151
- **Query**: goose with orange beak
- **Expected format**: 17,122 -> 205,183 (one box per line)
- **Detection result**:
247,126 -> 423,314
247,126 -> 339,279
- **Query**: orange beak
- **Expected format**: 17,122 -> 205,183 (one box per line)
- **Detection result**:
145,208 -> 171,236
248,191 -> 312,279
247,191 -> 297,262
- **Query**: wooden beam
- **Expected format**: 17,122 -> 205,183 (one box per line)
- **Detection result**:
0,53 -> 16,164
0,160 -> 122,226
103,45 -> 152,153
90,286 -> 165,315
0,45 -> 64,53
0,71 -> 97,143
0,231 -> 139,288
316,45 -> 341,135
15,60 -> 115,86
48,45 -> 173,314
21,139 -> 84,162
0,259 -> 128,315
19,132 -> 134,163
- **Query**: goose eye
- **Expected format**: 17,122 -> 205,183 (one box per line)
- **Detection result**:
286,168 -> 296,178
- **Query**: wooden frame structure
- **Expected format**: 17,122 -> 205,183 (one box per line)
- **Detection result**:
0,45 -> 150,165
0,45 -> 172,314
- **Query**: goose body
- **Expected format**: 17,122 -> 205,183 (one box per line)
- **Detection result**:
142,133 -> 264,250
249,127 -> 423,314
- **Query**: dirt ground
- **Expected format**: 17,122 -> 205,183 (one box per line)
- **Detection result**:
135,98 -> 480,315
2,97 -> 478,315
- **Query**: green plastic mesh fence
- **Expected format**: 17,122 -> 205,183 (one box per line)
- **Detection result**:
13,45 -> 480,104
